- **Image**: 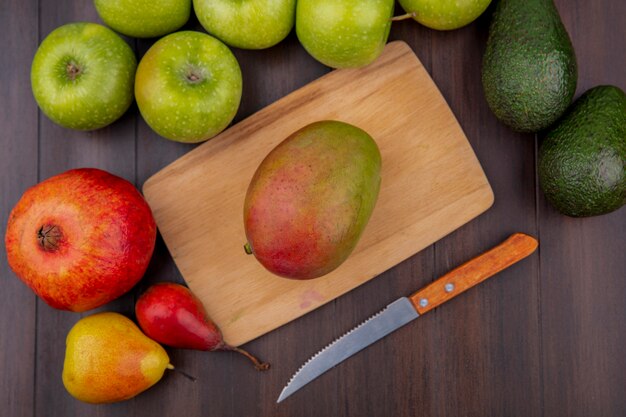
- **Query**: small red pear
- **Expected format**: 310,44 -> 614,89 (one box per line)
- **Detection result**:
135,282 -> 269,370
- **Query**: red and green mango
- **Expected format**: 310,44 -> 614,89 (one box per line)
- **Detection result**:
244,120 -> 381,279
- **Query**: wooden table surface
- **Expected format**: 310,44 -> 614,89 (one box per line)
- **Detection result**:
1,1 -> 624,416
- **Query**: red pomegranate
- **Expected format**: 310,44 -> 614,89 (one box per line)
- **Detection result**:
5,168 -> 156,312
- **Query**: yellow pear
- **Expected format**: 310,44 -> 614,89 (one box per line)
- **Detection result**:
62,312 -> 171,404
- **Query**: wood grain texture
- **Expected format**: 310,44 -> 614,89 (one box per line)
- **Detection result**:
419,8 -> 544,416
0,2 -> 38,417
539,1 -> 626,416
0,0 -> 624,416
143,41 -> 494,346
411,233 -> 538,314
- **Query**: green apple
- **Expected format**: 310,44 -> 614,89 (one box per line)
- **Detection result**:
296,0 -> 394,68
94,0 -> 191,38
135,31 -> 242,143
193,0 -> 296,49
398,0 -> 492,30
31,22 -> 136,131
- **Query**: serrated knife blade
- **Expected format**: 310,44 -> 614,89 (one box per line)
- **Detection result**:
277,233 -> 538,403
277,297 -> 418,403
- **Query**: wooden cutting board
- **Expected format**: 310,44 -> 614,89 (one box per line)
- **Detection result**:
143,41 -> 494,346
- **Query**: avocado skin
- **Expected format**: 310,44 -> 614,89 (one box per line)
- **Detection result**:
482,0 -> 577,133
538,86 -> 626,217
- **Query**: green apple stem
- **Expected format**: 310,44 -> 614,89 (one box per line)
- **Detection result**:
166,364 -> 197,382
66,61 -> 82,81
184,65 -> 205,84
223,345 -> 270,371
390,12 -> 417,22
186,72 -> 201,83
243,242 -> 253,255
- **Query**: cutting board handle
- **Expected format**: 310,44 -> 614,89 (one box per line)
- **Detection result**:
409,233 -> 538,315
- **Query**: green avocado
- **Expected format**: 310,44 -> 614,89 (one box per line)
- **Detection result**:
538,86 -> 626,217
482,0 -> 577,133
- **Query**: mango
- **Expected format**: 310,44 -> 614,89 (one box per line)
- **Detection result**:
243,120 -> 381,279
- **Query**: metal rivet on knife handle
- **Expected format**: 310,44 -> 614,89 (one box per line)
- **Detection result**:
409,233 -> 538,315
419,298 -> 428,307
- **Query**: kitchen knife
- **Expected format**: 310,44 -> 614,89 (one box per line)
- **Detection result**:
277,233 -> 538,403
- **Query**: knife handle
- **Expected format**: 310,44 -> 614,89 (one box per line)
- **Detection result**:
409,233 -> 538,315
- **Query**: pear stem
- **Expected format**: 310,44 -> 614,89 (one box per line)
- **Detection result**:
166,364 -> 197,382
224,345 -> 270,371
390,12 -> 416,22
